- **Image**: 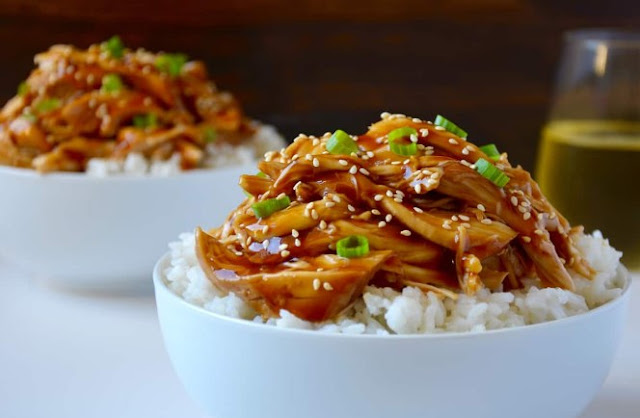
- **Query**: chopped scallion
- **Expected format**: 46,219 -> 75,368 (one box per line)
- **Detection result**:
434,115 -> 467,139
388,127 -> 418,156
326,129 -> 359,155
479,144 -> 500,160
22,112 -> 37,123
336,235 -> 370,258
17,81 -> 28,97
252,196 -> 291,219
256,171 -> 267,178
34,98 -> 61,113
101,36 -> 125,59
202,126 -> 217,143
155,53 -> 188,77
474,158 -> 510,188
101,74 -> 124,93
132,113 -> 158,129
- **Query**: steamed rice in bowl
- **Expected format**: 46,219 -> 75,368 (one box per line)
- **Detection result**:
159,112 -> 629,334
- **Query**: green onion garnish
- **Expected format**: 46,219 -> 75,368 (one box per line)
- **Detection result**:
336,235 -> 370,258
34,98 -> 61,113
17,81 -> 28,97
434,115 -> 467,139
132,113 -> 158,129
474,158 -> 510,188
326,129 -> 358,155
388,127 -> 418,156
101,74 -> 124,93
22,112 -> 37,123
479,144 -> 500,161
252,196 -> 291,219
101,36 -> 125,59
202,126 -> 217,143
155,53 -> 188,77
256,171 -> 267,178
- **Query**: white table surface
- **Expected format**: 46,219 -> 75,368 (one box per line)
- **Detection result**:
0,261 -> 638,418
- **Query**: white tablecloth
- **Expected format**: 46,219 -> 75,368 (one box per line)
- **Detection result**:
0,261 -> 638,418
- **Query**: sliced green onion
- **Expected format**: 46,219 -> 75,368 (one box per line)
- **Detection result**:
388,127 -> 418,156
336,235 -> 370,258
202,126 -> 217,143
256,171 -> 267,178
101,36 -> 125,59
34,98 -> 61,113
479,144 -> 500,160
434,115 -> 467,139
475,158 -> 510,188
155,53 -> 188,77
389,140 -> 417,156
21,111 -> 37,123
132,113 -> 158,129
388,127 -> 418,142
17,81 -> 28,97
326,129 -> 359,155
101,74 -> 124,93
252,196 -> 291,219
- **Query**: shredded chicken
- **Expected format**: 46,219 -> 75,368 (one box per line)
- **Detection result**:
0,37 -> 256,172
196,113 -> 594,322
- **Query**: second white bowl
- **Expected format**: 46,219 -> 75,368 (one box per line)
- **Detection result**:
0,164 -> 253,291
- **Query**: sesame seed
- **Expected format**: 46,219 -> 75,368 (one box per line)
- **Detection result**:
367,151 -> 375,158
451,215 -> 459,221
280,250 -> 290,257
386,190 -> 394,197
460,160 -> 472,167
412,117 -> 422,123
537,213 -> 545,221
291,229 -> 299,238
380,111 -> 391,119
400,230 -> 411,236
510,196 -> 518,206
413,207 -> 424,213
325,201 -> 336,208
311,209 -> 319,220
522,236 -> 532,243
277,192 -> 286,199
448,138 -> 458,145
262,225 -> 269,234
359,168 -> 370,175
391,161 -> 401,165
313,279 -> 321,290
414,184 -> 422,193
319,220 -> 327,229
534,229 -> 545,236
306,202 -> 314,210
419,128 -> 429,137
385,214 -> 392,222
481,218 -> 493,225
523,212 -> 531,220
374,194 -> 384,201
394,197 -> 403,202
403,159 -> 411,164
234,251 -> 243,256
263,240 -> 270,249
312,158 -> 320,167
295,238 -> 301,247
459,214 -> 470,221
293,181 -> 302,191
338,159 -> 348,166
461,147 -> 470,155
371,209 -> 381,215
332,195 -> 341,203
410,134 -> 418,143
454,234 -> 460,243
305,154 -> 313,161
348,204 -> 356,212
378,221 -> 387,228
349,165 -> 358,174
312,138 -> 320,146
323,282 -> 334,291
435,126 -> 446,131
279,244 -> 289,251
461,222 -> 471,228
477,204 -> 486,212
442,223 -> 452,230
518,206 -> 528,213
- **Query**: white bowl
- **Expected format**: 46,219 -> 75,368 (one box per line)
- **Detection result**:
154,253 -> 631,418
0,164 -> 253,291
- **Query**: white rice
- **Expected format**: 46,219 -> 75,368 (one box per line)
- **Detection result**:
162,231 -> 627,335
86,124 -> 284,177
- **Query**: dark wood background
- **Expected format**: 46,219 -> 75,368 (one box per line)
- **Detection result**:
1,0 -> 639,169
